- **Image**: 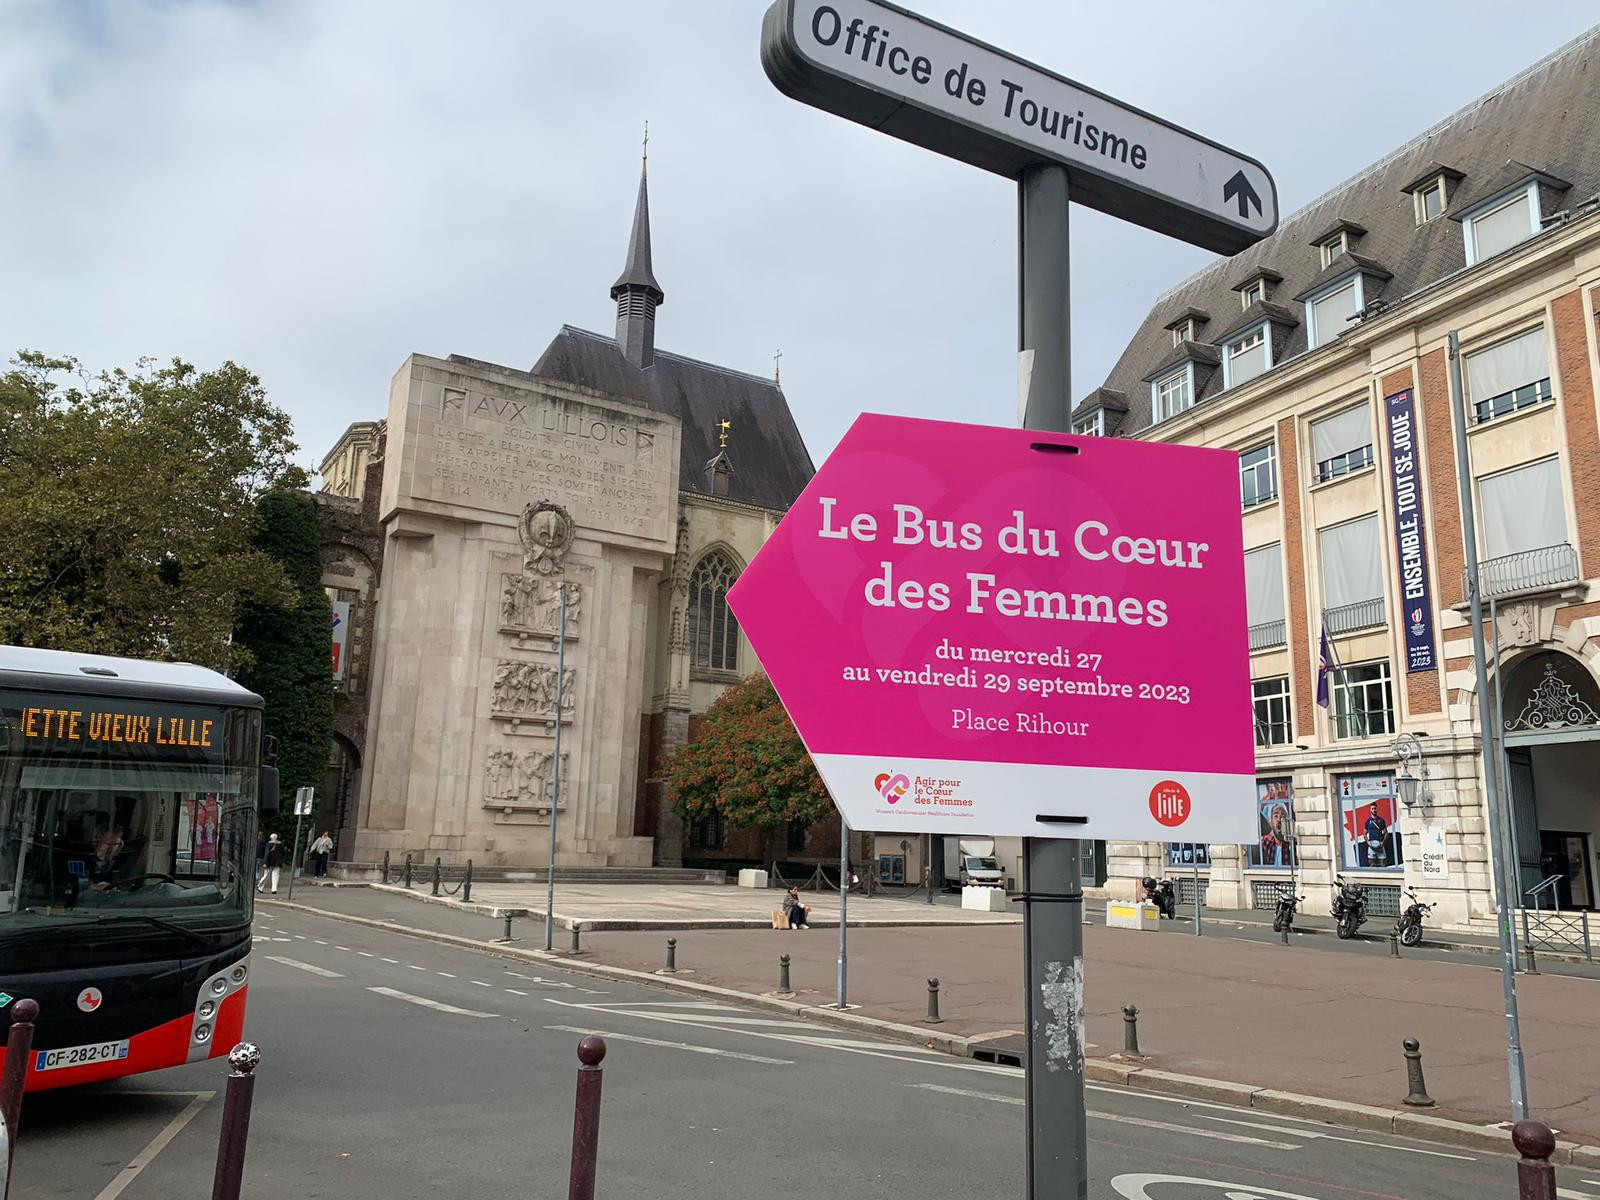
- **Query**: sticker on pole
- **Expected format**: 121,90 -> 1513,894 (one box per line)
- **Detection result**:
728,413 -> 1255,842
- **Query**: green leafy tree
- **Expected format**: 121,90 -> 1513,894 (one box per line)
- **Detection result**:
0,352 -> 306,669
666,673 -> 833,862
233,492 -> 335,840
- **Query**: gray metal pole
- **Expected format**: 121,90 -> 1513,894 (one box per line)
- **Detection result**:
1019,161 -> 1086,1200
837,817 -> 848,1009
1489,595 -> 1526,953
1192,857 -> 1202,936
285,812 -> 303,901
1447,329 -> 1529,1119
545,584 -> 568,953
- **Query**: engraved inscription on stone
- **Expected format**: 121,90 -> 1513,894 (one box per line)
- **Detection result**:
484,747 -> 569,811
501,575 -> 584,638
491,660 -> 576,719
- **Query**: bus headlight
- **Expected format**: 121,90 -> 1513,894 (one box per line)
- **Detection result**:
198,1001 -> 216,1020
231,965 -> 247,984
211,978 -> 228,996
194,1023 -> 212,1043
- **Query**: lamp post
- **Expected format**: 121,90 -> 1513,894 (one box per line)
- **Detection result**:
1393,733 -> 1425,812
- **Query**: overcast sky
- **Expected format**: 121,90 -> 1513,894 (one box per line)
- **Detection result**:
4,2 -> 1597,475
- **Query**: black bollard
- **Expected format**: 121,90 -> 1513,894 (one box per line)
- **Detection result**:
209,1043 -> 261,1200
1390,932 -> 1401,957
1514,1119 -> 1558,1200
1402,1038 -> 1435,1107
1122,1004 -> 1140,1055
404,854 -> 413,888
1524,942 -> 1540,975
462,860 -> 473,904
1281,925 -> 1290,945
432,857 -> 442,897
382,849 -> 390,885
501,912 -> 515,941
664,938 -> 677,974
926,978 -> 943,1024
779,953 -> 792,994
0,998 -> 38,1150
570,924 -> 582,954
568,1037 -> 607,1200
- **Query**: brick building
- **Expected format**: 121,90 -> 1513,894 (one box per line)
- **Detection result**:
1081,28 -> 1600,926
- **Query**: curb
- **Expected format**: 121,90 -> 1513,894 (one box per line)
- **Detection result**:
259,897 -> 1594,1159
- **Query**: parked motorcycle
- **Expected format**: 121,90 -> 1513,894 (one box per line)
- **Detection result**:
1331,874 -> 1368,939
1394,887 -> 1434,948
1271,884 -> 1304,933
1142,876 -> 1177,920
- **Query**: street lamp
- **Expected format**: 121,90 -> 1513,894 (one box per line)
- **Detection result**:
1393,732 -> 1427,812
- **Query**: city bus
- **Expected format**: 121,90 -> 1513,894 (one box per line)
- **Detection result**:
0,646 -> 277,1091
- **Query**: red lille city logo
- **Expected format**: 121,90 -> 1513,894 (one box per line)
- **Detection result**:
874,771 -> 911,804
1148,780 -> 1192,827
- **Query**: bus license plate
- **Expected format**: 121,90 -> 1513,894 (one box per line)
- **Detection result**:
34,1040 -> 129,1072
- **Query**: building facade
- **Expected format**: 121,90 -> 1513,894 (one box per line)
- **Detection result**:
1081,30 -> 1600,926
313,162 -> 828,869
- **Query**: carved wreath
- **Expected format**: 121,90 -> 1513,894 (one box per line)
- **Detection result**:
519,500 -> 574,575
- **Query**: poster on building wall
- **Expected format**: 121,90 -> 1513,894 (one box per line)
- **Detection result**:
331,600 -> 352,680
1419,819 -> 1449,880
1383,389 -> 1437,673
1338,772 -> 1404,871
1169,843 -> 1210,866
1252,778 -> 1296,867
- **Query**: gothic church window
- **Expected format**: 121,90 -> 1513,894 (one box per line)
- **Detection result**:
689,552 -> 740,672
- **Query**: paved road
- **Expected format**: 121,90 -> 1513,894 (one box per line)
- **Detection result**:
10,909 -> 1557,1200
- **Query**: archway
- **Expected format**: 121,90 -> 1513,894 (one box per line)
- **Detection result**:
321,736 -> 362,856
1502,650 -> 1600,909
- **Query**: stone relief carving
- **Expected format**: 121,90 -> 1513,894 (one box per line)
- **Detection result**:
671,514 -> 691,595
484,748 -> 568,809
500,574 -> 583,637
491,660 -> 576,719
519,500 -> 575,575
1504,602 -> 1537,648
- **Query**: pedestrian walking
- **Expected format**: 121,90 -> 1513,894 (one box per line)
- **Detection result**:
310,831 -> 333,878
262,833 -> 283,894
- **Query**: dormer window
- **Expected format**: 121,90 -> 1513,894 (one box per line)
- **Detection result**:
1170,318 -> 1195,347
1318,232 -> 1347,267
1240,279 -> 1265,308
1072,409 -> 1106,437
1416,177 -> 1447,223
1463,184 -> 1539,265
1223,326 -> 1270,389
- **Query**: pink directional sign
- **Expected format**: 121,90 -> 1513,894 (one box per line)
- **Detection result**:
728,413 -> 1256,842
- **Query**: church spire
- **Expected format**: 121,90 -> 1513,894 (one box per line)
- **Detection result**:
610,132 -> 664,369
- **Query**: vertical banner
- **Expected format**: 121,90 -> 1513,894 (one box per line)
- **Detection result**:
331,600 -> 352,679
1383,389 -> 1437,673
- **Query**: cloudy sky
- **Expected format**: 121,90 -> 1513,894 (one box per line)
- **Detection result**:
4,1 -> 1596,474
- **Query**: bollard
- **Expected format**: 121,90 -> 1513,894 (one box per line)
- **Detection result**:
1281,925 -> 1289,946
0,999 -> 38,1150
664,938 -> 677,974
925,977 -> 943,1024
502,912 -> 515,941
403,854 -> 413,888
209,1042 -> 261,1200
431,857 -> 442,897
1513,1119 -> 1558,1200
462,860 -> 473,904
568,1037 -> 607,1200
1524,941 -> 1540,975
382,849 -> 390,885
778,953 -> 791,994
1402,1038 -> 1435,1107
570,924 -> 582,954
1122,1004 -> 1140,1055
1390,932 -> 1401,957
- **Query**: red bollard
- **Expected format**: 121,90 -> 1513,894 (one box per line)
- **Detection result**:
1513,1119 -> 1558,1200
0,999 -> 38,1154
567,1036 -> 607,1200
210,1043 -> 262,1200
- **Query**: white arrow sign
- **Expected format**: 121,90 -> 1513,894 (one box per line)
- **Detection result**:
762,0 -> 1278,254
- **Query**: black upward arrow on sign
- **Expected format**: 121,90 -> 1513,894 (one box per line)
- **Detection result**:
1223,171 -> 1262,219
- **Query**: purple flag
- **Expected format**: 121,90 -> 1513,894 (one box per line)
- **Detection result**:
1316,626 -> 1334,708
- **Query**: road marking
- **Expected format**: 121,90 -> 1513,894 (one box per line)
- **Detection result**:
909,1082 -> 1020,1105
93,1091 -> 215,1200
1558,1190 -> 1600,1200
436,972 -> 457,979
251,936 -> 291,943
274,928 -> 290,934
1200,1114 -> 1477,1160
367,987 -> 497,1018
293,934 -> 307,940
382,958 -> 399,964
264,955 -> 344,978
407,964 -> 426,971
336,946 -> 351,951
358,951 -> 374,958
314,939 -> 328,945
471,980 -> 492,987
505,989 -> 529,996
545,1024 -> 793,1065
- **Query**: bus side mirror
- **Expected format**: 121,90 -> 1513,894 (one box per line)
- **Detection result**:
259,765 -> 281,818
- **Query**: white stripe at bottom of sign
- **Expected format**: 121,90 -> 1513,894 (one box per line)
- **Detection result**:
811,753 -> 1256,842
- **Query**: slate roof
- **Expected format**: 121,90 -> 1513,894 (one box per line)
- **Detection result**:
1092,24 -> 1600,434
531,325 -> 815,512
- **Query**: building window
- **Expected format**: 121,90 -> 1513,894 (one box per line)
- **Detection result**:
1240,442 -> 1278,508
1252,678 -> 1292,748
1307,279 -> 1362,349
1310,404 -> 1373,482
1465,327 -> 1552,424
1332,660 -> 1395,740
1464,187 -> 1537,265
1336,772 -> 1403,871
1168,843 -> 1210,866
1318,233 -> 1347,267
1240,279 -> 1265,308
1170,318 -> 1195,346
1244,544 -> 1284,647
1479,457 -> 1568,562
1415,178 -> 1447,224
1249,778 -> 1296,867
1151,366 -> 1193,423
1319,514 -> 1384,631
1072,409 -> 1105,437
692,811 -> 725,850
787,821 -> 809,853
1224,327 -> 1269,389
689,552 -> 740,672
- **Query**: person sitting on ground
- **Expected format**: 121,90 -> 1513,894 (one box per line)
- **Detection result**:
781,886 -> 812,930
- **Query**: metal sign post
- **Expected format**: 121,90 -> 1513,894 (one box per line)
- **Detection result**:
286,787 -> 313,902
545,584 -> 569,953
838,817 -> 849,1009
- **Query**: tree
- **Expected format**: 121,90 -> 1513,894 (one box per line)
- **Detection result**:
0,352 -> 306,670
666,673 -> 833,862
233,492 -> 335,835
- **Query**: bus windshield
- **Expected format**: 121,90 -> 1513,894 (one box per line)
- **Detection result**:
0,693 -> 259,936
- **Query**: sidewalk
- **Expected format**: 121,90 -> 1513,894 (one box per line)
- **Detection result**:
272,883 -> 1600,1145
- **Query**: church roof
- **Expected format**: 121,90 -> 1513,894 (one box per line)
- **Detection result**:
610,169 -> 664,303
532,325 -> 815,512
